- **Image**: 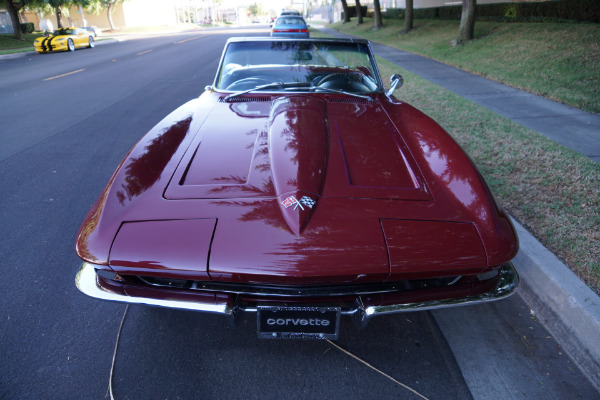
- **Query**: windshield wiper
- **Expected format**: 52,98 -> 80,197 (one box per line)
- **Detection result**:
223,81 -> 311,101
223,81 -> 374,103
299,86 -> 374,102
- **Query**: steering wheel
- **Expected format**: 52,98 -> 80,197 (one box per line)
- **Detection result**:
226,77 -> 272,91
316,72 -> 365,86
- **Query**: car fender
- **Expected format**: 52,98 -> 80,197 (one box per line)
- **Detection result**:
381,97 -> 518,267
76,93 -> 219,265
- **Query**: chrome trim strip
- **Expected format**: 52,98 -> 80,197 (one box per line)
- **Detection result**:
76,262 -> 519,322
75,262 -> 232,315
363,263 -> 520,316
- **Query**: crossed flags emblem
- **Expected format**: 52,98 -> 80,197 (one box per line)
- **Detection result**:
281,195 -> 316,211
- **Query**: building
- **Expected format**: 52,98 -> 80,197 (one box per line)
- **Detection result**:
3,0 -> 285,32
13,0 -> 194,32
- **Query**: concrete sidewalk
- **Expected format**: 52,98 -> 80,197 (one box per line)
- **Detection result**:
317,26 -> 600,391
320,27 -> 600,163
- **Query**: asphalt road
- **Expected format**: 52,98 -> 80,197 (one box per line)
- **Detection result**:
0,25 -> 597,399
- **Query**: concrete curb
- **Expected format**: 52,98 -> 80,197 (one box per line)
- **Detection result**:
0,51 -> 35,60
511,218 -> 600,390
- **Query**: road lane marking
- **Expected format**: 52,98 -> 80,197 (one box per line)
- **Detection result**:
43,68 -> 85,81
136,49 -> 153,56
173,35 -> 206,44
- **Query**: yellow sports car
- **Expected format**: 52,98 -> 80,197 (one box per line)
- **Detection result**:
34,27 -> 95,53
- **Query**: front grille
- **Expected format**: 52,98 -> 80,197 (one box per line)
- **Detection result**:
134,275 -> 463,297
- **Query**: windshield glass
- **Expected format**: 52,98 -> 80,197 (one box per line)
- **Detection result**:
215,40 -> 381,94
54,28 -> 74,35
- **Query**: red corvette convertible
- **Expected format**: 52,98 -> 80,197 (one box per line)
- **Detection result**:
75,38 -> 519,339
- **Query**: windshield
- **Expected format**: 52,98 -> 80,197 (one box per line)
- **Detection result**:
214,40 -> 382,94
54,28 -> 74,35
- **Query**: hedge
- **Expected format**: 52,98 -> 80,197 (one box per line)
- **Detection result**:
384,0 -> 599,23
20,22 -> 35,33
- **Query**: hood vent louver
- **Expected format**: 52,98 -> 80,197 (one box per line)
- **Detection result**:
219,96 -> 272,103
327,96 -> 372,104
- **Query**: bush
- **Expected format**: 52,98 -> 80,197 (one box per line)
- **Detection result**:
476,0 -> 599,23
385,8 -> 403,19
397,0 -> 599,23
20,22 -> 35,34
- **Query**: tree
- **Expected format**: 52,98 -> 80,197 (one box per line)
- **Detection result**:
4,0 -> 30,40
28,0 -> 88,29
355,0 -> 362,25
28,0 -> 54,28
404,0 -> 413,33
455,0 -> 476,45
85,0 -> 125,30
373,0 -> 382,30
340,0 -> 350,24
102,0 -> 123,30
37,0 -> 69,28
248,3 -> 263,17
48,0 -> 69,28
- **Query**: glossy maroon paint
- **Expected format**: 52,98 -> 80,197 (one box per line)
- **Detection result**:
76,90 -> 518,286
109,219 -> 215,280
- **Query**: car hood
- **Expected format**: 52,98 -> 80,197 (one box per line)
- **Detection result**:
77,92 -> 517,285
36,34 -> 67,40
165,94 -> 429,201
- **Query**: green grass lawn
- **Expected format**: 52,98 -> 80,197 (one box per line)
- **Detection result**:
0,32 -> 45,53
315,26 -> 600,293
331,18 -> 600,113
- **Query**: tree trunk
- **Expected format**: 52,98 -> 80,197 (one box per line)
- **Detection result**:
79,5 -> 87,27
455,0 -> 476,45
373,0 -> 382,30
4,0 -> 24,40
107,4 -> 116,30
340,0 -> 350,23
355,0 -> 363,25
56,6 -> 64,29
404,0 -> 413,33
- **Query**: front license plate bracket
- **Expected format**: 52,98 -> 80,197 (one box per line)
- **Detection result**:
257,306 -> 341,339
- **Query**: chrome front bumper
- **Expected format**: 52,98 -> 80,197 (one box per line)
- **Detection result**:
76,262 -> 519,327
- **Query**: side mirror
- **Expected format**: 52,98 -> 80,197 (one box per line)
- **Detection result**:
204,85 -> 213,92
386,74 -> 403,96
